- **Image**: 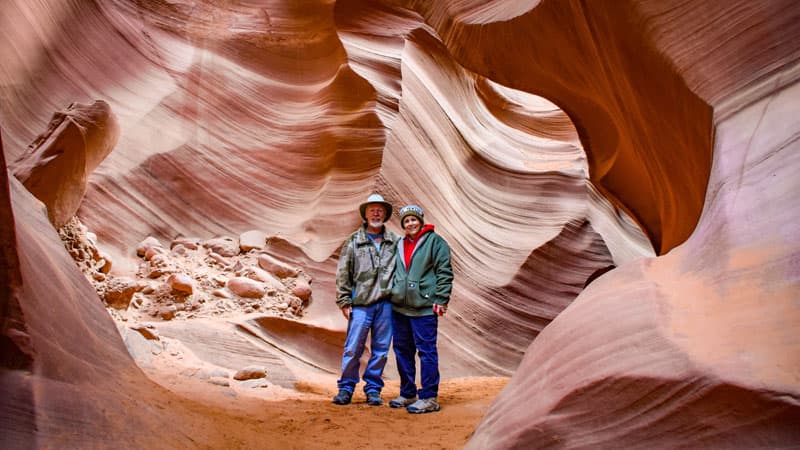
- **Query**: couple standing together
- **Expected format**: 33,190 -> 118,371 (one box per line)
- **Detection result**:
332,194 -> 453,414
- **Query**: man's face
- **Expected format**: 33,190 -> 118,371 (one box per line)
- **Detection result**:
365,204 -> 386,227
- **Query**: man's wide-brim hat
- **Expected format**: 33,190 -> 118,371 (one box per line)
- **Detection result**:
359,194 -> 392,222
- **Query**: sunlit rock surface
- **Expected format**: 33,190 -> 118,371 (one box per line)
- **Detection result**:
1,0 -> 798,448
10,100 -> 119,228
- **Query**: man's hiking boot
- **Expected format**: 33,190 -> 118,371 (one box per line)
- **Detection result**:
407,397 -> 440,414
332,390 -> 352,405
389,395 -> 417,408
366,391 -> 383,406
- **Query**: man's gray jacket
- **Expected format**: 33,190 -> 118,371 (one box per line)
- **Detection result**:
335,225 -> 399,308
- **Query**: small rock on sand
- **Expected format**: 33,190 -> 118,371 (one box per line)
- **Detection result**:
257,253 -> 298,278
104,276 -> 138,309
239,230 -> 267,252
168,273 -> 194,294
234,366 -> 268,381
227,277 -> 266,298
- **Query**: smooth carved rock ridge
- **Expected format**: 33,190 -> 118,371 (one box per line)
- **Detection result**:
1,0 -> 799,448
10,100 -> 119,228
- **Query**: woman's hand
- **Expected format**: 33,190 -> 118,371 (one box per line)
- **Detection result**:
433,304 -> 447,316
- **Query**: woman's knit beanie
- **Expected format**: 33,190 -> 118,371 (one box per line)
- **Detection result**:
399,205 -> 424,225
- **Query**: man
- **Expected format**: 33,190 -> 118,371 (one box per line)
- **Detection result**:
332,193 -> 399,406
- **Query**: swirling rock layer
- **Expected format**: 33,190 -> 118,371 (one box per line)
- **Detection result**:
1,0 -> 644,372
470,74 -> 800,448
458,1 -> 800,448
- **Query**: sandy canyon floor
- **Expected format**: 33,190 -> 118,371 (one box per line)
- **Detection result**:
143,350 -> 507,449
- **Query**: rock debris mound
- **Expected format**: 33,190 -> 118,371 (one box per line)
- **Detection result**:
58,217 -> 312,323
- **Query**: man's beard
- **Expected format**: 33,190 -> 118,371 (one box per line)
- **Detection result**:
368,220 -> 383,229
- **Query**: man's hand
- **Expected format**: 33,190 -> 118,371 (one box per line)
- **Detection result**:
341,305 -> 352,320
433,304 -> 447,317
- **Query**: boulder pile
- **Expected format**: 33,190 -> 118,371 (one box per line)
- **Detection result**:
58,218 -> 312,322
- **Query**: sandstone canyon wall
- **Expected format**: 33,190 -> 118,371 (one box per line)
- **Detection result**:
1,0 -> 799,448
0,144 -> 238,448
1,0 -> 648,374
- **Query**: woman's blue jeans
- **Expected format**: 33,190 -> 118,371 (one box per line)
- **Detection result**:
337,300 -> 393,394
392,312 -> 439,399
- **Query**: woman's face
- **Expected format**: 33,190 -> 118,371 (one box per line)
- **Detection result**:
402,216 -> 422,235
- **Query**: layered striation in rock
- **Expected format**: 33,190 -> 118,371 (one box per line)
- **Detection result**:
452,1 -> 800,447
1,0 -> 648,373
337,1 -> 650,371
1,0 -> 799,448
470,71 -> 800,449
2,0 -> 385,266
399,0 -> 718,255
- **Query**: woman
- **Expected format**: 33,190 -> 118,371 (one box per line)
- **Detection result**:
389,204 -> 453,413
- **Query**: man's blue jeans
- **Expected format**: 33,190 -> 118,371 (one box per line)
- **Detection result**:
392,312 -> 439,399
337,300 -> 393,394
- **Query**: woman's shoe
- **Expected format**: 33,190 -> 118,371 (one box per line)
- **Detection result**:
389,395 -> 417,408
406,397 -> 440,413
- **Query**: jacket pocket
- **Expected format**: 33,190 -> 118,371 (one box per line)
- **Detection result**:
403,280 -> 433,309
391,273 -> 405,304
